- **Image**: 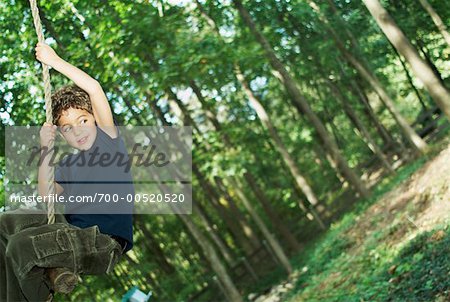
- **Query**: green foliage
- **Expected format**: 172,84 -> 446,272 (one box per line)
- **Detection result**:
387,228 -> 449,300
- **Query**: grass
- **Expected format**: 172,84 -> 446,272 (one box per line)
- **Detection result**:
285,225 -> 449,302
244,144 -> 449,302
287,152 -> 448,301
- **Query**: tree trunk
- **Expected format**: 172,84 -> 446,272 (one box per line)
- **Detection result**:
276,0 -> 406,156
214,176 -> 262,249
193,201 -> 235,265
233,0 -> 370,199
131,97 -> 241,299
348,72 -> 407,154
323,77 -> 394,173
235,68 -> 326,229
166,88 -> 203,135
150,156 -> 243,301
362,0 -> 450,121
418,0 -> 450,47
160,89 -> 259,255
192,162 -> 257,256
227,177 -> 293,275
388,41 -> 428,111
321,101 -> 345,151
335,60 -> 398,149
244,172 -> 304,252
307,0 -> 428,154
175,207 -> 243,302
189,80 -> 232,144
416,38 -> 446,85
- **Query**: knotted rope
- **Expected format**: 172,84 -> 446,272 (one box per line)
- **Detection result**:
29,0 -> 55,224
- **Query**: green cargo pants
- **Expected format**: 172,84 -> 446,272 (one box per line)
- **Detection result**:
0,208 -> 123,302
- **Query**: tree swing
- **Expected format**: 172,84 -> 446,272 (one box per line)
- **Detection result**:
28,0 -> 79,295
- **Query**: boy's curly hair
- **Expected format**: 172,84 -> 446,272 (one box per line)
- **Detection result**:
51,85 -> 93,125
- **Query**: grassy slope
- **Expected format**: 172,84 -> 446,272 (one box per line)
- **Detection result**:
285,144 -> 450,302
246,141 -> 450,302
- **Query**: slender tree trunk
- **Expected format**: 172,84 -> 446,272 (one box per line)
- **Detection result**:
362,0 -> 450,121
165,88 -> 203,135
277,1 -> 404,157
244,172 -> 303,252
325,0 -> 427,132
175,207 -> 243,302
416,38 -> 446,85
325,78 -> 394,173
131,100 -> 239,299
150,154 -> 243,301
352,80 -> 400,149
335,60 -> 399,150
137,235 -> 169,280
169,95 -> 263,249
189,80 -> 232,144
349,74 -> 408,154
388,41 -> 428,111
227,177 -> 293,275
76,6 -> 238,299
214,176 -> 262,249
307,0 -> 428,154
163,92 -> 257,255
321,101 -> 345,150
192,160 -> 257,255
234,0 -> 370,199
193,201 -> 235,265
313,64 -> 391,162
417,0 -> 450,47
235,68 -> 326,229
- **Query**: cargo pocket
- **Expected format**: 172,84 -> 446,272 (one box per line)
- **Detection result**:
31,228 -> 72,259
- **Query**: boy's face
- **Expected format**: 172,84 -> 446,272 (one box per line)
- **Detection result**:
57,107 -> 97,150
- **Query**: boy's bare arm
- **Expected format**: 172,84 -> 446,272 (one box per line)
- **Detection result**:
35,43 -> 117,138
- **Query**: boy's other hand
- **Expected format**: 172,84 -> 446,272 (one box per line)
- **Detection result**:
35,42 -> 60,67
40,122 -> 57,147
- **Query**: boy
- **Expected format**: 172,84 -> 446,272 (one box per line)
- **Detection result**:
0,43 -> 133,301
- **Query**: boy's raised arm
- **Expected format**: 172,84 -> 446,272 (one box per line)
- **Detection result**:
35,42 -> 117,138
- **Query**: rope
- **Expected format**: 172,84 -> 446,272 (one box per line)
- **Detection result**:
28,0 -> 55,225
